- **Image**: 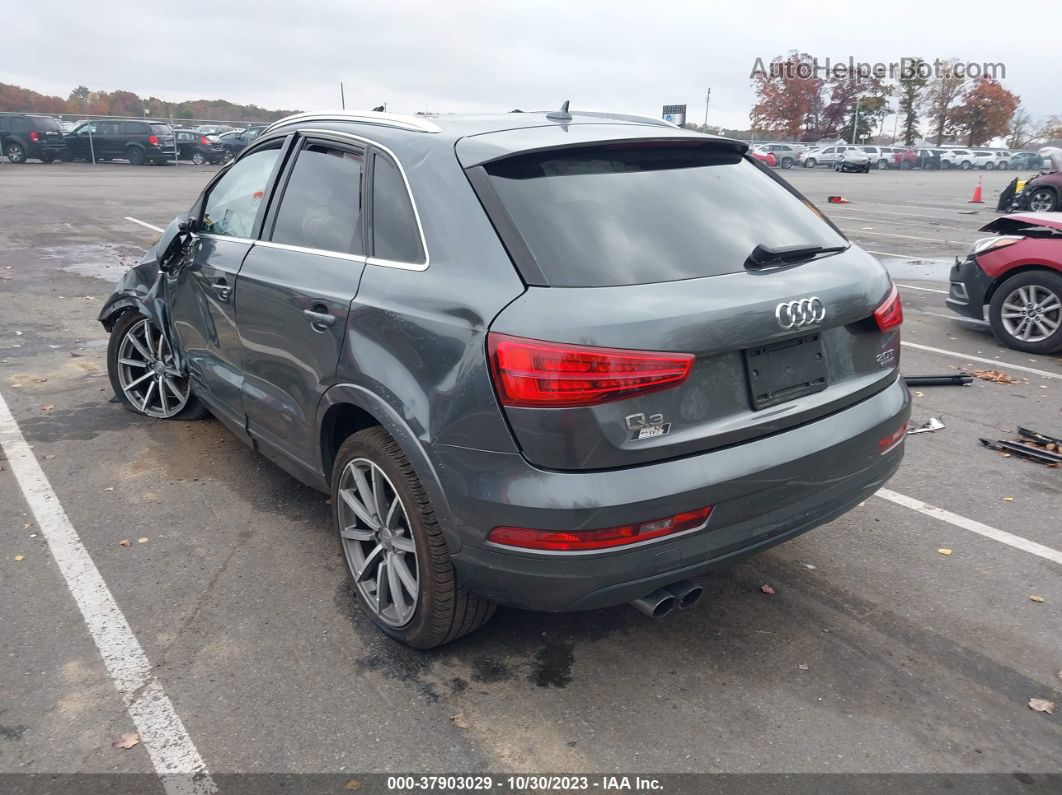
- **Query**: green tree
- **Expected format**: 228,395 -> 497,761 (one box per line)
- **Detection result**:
896,58 -> 928,145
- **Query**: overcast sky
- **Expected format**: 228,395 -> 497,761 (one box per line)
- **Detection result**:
5,0 -> 1058,128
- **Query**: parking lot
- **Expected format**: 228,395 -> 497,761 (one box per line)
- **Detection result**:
1,162 -> 1060,789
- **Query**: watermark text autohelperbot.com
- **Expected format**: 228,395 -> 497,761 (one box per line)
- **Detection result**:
750,57 -> 1005,81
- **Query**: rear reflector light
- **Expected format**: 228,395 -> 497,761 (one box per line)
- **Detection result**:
488,507 -> 713,551
200,136 -> 211,145
30,131 -> 39,142
148,135 -> 159,145
878,421 -> 907,454
873,284 -> 903,331
487,333 -> 694,408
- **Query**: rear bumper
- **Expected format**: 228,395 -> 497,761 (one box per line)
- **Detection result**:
439,377 -> 910,611
946,255 -> 993,320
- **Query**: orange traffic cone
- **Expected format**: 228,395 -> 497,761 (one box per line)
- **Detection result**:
827,195 -> 850,204
969,177 -> 983,204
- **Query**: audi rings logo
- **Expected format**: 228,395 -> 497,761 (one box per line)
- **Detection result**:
775,297 -> 826,329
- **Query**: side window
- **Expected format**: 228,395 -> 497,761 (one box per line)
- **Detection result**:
78,122 -> 97,136
97,122 -> 119,136
10,118 -> 28,133
202,145 -> 281,238
371,153 -> 424,264
271,142 -> 364,255
119,122 -> 141,135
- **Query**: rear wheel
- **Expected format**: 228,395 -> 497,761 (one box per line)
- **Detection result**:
106,312 -> 208,419
988,271 -> 1062,354
5,141 -> 27,163
804,158 -> 817,168
960,160 -> 972,170
191,151 -> 206,165
877,159 -> 889,170
125,145 -> 145,165
985,162 -> 995,170
779,156 -> 793,169
333,427 -> 495,648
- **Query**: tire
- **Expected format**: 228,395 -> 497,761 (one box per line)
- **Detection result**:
191,151 -> 206,165
106,312 -> 209,419
984,162 -> 995,170
900,161 -> 912,170
863,165 -> 871,173
805,158 -> 816,168
988,271 -> 1062,354
125,145 -> 146,165
5,141 -> 27,163
960,160 -> 972,170
998,162 -> 1008,171
333,427 -> 495,649
1026,187 -> 1057,213
780,156 -> 793,169
877,159 -> 889,170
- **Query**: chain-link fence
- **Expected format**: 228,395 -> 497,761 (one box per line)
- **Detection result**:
0,110 -> 277,166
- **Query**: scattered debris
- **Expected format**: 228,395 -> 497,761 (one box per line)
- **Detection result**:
40,404 -> 54,412
137,537 -> 148,544
937,548 -> 953,556
760,584 -> 776,595
827,195 -> 849,204
981,427 -> 1062,467
798,663 -> 809,671
903,373 -> 973,387
1029,595 -> 1045,603
112,732 -> 140,749
14,555 -> 25,562
908,417 -> 945,435
344,780 -> 363,792
119,539 -> 131,547
104,487 -> 114,492
451,712 -> 472,729
1028,698 -> 1055,714
972,369 -> 1019,385
1004,496 -> 1015,502
804,563 -> 816,570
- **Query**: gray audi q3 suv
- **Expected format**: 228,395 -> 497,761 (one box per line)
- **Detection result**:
99,108 -> 910,648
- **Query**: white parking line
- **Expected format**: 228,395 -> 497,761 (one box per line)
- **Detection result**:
896,284 -> 949,295
124,216 -> 164,234
900,341 -> 1062,380
840,228 -> 971,244
0,391 -> 216,795
877,489 -> 1062,566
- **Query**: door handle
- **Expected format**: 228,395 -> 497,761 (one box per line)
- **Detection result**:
211,279 -> 231,302
303,306 -> 336,329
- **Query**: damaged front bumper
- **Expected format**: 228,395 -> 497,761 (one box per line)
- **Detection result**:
945,255 -> 994,320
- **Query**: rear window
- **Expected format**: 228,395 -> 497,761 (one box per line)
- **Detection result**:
29,116 -> 61,131
483,142 -> 846,287
150,124 -> 172,136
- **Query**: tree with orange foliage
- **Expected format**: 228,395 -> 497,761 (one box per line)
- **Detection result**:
950,77 -> 1019,146
750,52 -> 823,141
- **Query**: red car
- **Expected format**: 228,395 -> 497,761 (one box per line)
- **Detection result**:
749,148 -> 778,167
946,212 -> 1062,353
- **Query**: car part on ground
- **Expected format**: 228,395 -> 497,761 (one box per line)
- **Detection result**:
902,373 -> 973,387
99,108 -> 909,647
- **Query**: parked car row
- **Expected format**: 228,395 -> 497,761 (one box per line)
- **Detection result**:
0,112 -> 266,165
793,143 -> 1047,172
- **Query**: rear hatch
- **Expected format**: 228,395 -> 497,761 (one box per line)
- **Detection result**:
29,115 -> 65,149
150,123 -> 175,150
466,133 -> 901,471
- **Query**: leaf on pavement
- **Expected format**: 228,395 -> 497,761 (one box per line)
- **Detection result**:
40,404 -> 54,412
14,555 -> 25,562
451,712 -> 472,729
344,779 -> 363,791
1028,698 -> 1055,714
972,369 -> 1018,384
112,732 -> 140,749
760,584 -> 776,595
1029,595 -> 1045,603
937,548 -> 953,556
119,539 -> 131,547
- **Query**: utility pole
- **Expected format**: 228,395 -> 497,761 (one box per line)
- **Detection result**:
851,97 -> 861,144
340,82 -> 346,110
703,89 -> 711,130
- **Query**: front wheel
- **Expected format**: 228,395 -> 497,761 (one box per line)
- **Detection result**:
988,271 -> 1062,354
984,162 -> 995,170
106,312 -> 208,419
877,159 -> 889,170
125,145 -> 146,165
805,158 -> 816,168
779,157 -> 793,169
1026,187 -> 1058,213
5,141 -> 27,163
191,151 -> 206,165
333,427 -> 495,648
960,161 -> 972,170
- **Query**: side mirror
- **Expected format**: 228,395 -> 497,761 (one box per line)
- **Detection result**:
157,215 -> 196,273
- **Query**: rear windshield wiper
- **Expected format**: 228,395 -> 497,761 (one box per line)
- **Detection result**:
745,243 -> 848,271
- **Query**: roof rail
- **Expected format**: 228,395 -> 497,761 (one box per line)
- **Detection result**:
262,110 -> 442,135
564,110 -> 679,129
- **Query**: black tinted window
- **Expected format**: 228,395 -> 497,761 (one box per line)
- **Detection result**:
484,142 -> 846,287
29,116 -> 61,131
9,117 -> 29,132
97,122 -> 120,136
150,124 -> 172,136
371,153 -> 423,263
118,122 -> 143,134
272,143 -> 364,255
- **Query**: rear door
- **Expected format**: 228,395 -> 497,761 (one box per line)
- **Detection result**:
95,121 -> 121,158
235,135 -> 369,469
465,136 -> 899,470
169,138 -> 287,427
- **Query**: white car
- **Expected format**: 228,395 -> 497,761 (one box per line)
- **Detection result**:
983,151 -> 1010,170
940,149 -> 976,169
835,147 -> 871,173
802,145 -> 848,167
860,146 -> 899,170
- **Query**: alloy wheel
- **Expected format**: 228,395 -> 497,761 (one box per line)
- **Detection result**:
1028,189 -> 1056,213
116,318 -> 190,418
1000,285 -> 1062,343
338,458 -> 419,627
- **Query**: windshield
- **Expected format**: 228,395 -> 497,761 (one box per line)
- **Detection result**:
484,141 -> 847,287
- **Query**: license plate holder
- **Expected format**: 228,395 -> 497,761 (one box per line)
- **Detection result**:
744,333 -> 828,410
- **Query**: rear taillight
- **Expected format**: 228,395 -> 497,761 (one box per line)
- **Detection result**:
487,333 -> 694,408
873,284 -> 903,331
488,507 -> 713,551
30,131 -> 39,142
200,136 -> 210,145
148,135 -> 159,145
878,420 -> 907,455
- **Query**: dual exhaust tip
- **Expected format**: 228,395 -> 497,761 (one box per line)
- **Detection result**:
630,580 -> 703,619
